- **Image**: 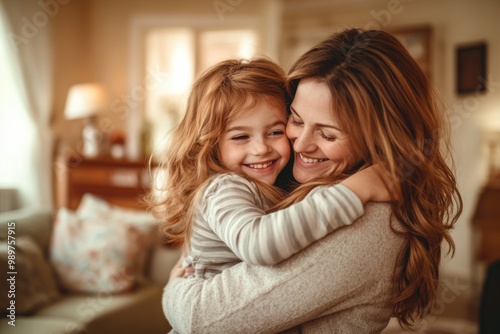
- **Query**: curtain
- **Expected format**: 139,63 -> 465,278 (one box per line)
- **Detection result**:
0,0 -> 53,210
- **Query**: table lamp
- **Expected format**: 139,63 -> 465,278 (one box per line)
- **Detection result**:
64,83 -> 108,158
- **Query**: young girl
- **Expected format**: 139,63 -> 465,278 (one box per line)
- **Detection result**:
150,58 -> 390,279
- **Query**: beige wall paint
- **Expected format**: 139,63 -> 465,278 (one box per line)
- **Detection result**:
50,0 -> 91,149
52,0 -> 274,149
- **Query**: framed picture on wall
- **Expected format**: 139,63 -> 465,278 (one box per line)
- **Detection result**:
389,25 -> 432,80
456,42 -> 487,95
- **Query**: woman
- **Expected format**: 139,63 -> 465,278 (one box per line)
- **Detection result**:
163,28 -> 462,333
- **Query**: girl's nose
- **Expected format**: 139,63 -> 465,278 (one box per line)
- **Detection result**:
250,139 -> 272,156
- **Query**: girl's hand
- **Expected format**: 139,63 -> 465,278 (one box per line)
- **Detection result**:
340,164 -> 396,204
183,265 -> 195,278
169,255 -> 187,282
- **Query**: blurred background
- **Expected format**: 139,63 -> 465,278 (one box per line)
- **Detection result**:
1,0 -> 499,332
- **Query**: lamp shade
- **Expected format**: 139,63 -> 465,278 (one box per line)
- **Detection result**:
64,83 -> 108,120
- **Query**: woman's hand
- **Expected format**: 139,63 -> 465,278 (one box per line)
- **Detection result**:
340,164 -> 397,204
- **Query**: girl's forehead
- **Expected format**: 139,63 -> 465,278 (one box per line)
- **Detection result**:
232,95 -> 285,115
225,100 -> 287,129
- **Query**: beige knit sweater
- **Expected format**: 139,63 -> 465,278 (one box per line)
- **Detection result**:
185,173 -> 363,278
164,203 -> 404,333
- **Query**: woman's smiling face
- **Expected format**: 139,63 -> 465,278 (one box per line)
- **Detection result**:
286,78 -> 361,183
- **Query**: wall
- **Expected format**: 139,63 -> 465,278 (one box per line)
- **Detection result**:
51,0 -> 277,152
282,0 -> 500,281
50,0 -> 91,148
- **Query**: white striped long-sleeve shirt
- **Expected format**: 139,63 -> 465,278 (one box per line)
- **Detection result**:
184,173 -> 364,279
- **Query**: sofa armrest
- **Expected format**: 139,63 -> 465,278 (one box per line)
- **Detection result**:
0,208 -> 53,254
147,245 -> 182,286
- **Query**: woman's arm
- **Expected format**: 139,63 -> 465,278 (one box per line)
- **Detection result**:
164,204 -> 403,333
203,174 -> 363,265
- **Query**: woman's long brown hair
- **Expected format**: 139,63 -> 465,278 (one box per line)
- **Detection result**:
279,28 -> 463,327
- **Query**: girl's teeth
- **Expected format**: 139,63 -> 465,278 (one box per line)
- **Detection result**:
249,161 -> 272,169
300,154 -> 326,163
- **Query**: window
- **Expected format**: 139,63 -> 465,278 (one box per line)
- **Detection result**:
143,27 -> 259,155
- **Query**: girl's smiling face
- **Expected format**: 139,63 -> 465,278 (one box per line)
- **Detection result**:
286,78 -> 360,183
218,99 -> 290,185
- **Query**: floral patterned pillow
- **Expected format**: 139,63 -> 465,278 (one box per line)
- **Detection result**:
50,195 -> 159,293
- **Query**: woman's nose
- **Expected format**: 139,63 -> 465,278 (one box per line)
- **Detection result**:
292,128 -> 315,153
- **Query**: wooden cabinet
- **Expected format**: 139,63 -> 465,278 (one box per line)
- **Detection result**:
55,154 -> 155,211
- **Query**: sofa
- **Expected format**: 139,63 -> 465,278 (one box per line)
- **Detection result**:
0,205 -> 182,334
